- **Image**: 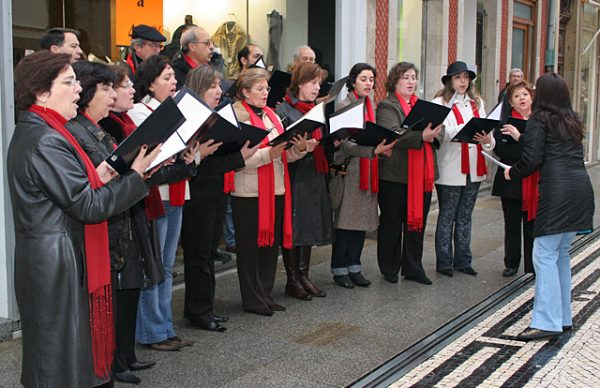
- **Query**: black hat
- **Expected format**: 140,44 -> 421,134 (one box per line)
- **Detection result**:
131,24 -> 166,42
441,61 -> 476,84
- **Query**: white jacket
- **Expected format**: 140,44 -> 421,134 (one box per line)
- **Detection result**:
432,94 -> 495,186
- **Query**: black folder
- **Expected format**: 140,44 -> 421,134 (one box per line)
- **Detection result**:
321,76 -> 349,104
500,117 -> 527,144
267,70 -> 292,108
451,117 -> 500,144
106,97 -> 185,174
350,122 -> 404,147
268,119 -> 323,147
239,122 -> 270,147
401,99 -> 452,131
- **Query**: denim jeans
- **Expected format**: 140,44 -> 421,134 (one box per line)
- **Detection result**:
223,196 -> 236,247
331,228 -> 366,276
136,202 -> 182,344
530,232 -> 576,332
434,178 -> 481,271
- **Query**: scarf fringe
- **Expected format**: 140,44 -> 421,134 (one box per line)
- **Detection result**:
89,285 -> 115,379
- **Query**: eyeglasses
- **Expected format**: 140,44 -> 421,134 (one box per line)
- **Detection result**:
194,39 -> 215,47
252,86 -> 271,93
144,41 -> 164,50
118,80 -> 134,89
59,78 -> 81,87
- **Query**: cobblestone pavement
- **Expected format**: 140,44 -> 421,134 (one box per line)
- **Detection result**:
390,237 -> 600,388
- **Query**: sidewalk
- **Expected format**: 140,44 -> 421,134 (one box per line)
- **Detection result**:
0,165 -> 599,387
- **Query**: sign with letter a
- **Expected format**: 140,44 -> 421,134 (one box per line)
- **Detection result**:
116,0 -> 164,46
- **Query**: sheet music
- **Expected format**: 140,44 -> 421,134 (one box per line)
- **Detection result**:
329,101 -> 365,134
216,102 -> 239,127
487,101 -> 503,120
482,151 -> 511,169
288,102 -> 326,130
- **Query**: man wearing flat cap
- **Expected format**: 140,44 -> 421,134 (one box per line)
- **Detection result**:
122,24 -> 166,77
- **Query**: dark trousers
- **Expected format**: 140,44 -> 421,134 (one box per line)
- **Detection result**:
331,228 -> 366,276
435,177 -> 481,270
377,180 -> 431,278
501,196 -> 535,273
112,271 -> 140,373
181,195 -> 226,326
232,196 -> 283,311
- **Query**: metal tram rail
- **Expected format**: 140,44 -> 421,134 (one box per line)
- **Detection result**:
347,227 -> 600,388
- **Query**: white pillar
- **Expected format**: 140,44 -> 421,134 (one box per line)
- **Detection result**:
0,0 -> 17,321
335,0 -> 368,82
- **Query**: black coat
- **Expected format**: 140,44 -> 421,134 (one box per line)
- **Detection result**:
509,117 -> 594,237
172,51 -> 191,90
492,128 -> 525,199
276,98 -> 333,245
188,151 -> 245,199
8,111 -> 148,387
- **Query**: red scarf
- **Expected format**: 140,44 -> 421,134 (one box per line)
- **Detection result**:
29,105 -> 114,379
284,94 -> 328,174
452,100 -> 486,177
223,172 -> 235,193
126,54 -> 136,75
108,112 -> 166,220
353,91 -> 379,192
241,102 -> 293,248
183,53 -> 199,69
396,92 -> 434,232
511,109 -> 539,221
141,103 -> 187,206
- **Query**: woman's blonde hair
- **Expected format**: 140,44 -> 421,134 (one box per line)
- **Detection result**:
236,67 -> 270,101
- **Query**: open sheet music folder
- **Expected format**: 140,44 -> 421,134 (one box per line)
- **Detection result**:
107,97 -> 185,174
401,99 -> 452,131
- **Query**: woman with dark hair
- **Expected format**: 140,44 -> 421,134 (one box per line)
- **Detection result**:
232,67 -> 308,316
432,61 -> 494,277
506,73 -> 594,341
276,61 -> 332,300
129,55 -> 202,351
181,65 -> 259,330
376,62 -> 444,285
8,50 -> 158,387
491,80 -> 536,277
330,62 -> 396,288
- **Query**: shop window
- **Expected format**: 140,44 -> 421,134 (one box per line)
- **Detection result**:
511,0 -> 535,81
579,3 -> 599,161
397,0 -> 423,94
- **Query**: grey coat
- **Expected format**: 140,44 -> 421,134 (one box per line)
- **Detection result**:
333,93 -> 379,231
376,93 -> 442,183
8,111 -> 148,388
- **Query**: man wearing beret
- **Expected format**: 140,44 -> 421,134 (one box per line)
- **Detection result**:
171,26 -> 215,89
122,24 -> 167,77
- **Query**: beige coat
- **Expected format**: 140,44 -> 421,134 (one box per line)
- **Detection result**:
231,101 -> 306,198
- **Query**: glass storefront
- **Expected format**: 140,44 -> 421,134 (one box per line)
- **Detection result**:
579,3 -> 599,161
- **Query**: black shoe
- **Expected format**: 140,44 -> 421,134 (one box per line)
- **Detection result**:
383,274 -> 399,283
503,267 -> 518,277
456,267 -> 478,276
213,314 -> 229,323
211,248 -> 232,262
563,325 -> 573,331
333,275 -> 354,289
349,272 -> 371,287
516,327 -> 561,341
114,370 -> 141,385
245,307 -> 274,316
128,360 -> 155,371
405,275 -> 433,285
203,321 -> 227,332
269,303 -> 286,312
437,268 -> 453,277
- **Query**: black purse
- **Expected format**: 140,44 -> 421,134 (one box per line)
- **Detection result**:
328,157 -> 351,211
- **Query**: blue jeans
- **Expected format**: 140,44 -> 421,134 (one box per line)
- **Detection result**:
223,196 -> 236,247
331,229 -> 365,276
434,178 -> 481,270
530,232 -> 576,332
136,202 -> 182,344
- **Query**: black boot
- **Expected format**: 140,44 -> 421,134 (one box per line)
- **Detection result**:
282,248 -> 312,300
298,246 -> 326,297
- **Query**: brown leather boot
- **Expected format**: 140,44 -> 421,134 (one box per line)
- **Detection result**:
298,246 -> 326,297
282,248 -> 312,300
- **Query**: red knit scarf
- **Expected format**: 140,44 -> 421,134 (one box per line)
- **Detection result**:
511,109 -> 539,221
223,172 -> 235,193
452,100 -> 486,177
29,105 -> 114,379
108,112 -> 166,220
183,53 -> 199,69
284,94 -> 328,174
396,92 -> 434,232
353,91 -> 379,192
141,103 -> 186,206
241,102 -> 293,248
126,54 -> 136,75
